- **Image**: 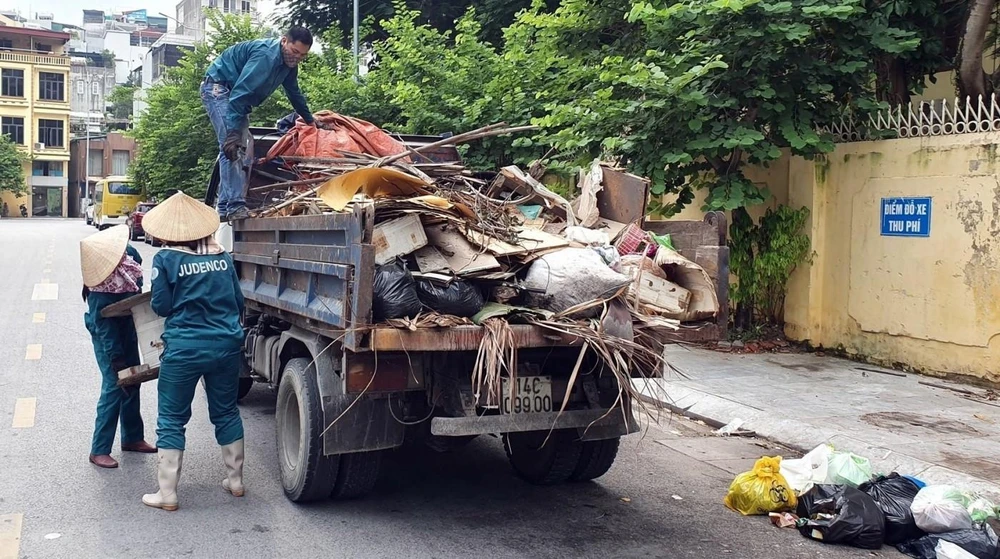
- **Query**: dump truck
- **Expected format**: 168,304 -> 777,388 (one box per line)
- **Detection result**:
208,128 -> 731,502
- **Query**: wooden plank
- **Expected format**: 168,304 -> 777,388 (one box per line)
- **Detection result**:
413,246 -> 451,273
597,167 -> 649,225
346,243 -> 375,351
425,226 -> 502,274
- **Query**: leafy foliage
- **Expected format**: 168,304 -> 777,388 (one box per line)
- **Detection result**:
729,205 -> 811,328
131,11 -> 286,201
108,85 -> 135,120
276,0 -> 558,47
0,135 -> 27,196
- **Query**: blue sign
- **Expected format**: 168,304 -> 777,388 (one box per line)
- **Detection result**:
880,197 -> 931,237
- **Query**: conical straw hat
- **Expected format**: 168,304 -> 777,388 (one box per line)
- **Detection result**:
142,191 -> 220,243
80,224 -> 130,287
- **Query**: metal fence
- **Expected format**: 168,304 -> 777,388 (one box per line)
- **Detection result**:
821,95 -> 1000,143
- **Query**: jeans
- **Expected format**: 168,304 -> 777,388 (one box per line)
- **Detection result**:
200,81 -> 249,217
155,344 -> 244,451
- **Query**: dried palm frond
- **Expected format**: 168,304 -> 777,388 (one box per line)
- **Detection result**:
472,317 -> 517,408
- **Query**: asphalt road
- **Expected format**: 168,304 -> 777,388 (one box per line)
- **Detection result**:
0,218 -> 904,559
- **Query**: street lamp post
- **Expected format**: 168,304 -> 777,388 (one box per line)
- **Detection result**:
353,0 -> 359,82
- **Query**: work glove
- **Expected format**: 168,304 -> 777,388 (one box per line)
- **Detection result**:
222,130 -> 243,161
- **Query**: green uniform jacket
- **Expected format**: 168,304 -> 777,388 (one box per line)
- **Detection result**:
150,249 -> 244,350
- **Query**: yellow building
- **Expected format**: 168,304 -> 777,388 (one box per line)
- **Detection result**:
0,17 -> 71,218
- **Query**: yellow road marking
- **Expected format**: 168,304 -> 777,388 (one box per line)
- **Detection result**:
11,398 -> 35,428
30,283 -> 57,300
32,313 -> 44,323
24,345 -> 41,360
0,513 -> 23,559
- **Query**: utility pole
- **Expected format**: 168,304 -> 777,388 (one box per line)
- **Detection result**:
352,0 -> 359,82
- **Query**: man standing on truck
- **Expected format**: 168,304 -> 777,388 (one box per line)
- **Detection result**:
202,26 -> 317,222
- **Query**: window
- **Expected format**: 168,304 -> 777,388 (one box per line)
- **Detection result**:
34,43 -> 51,53
38,119 -> 64,147
1,116 -> 23,144
39,72 -> 65,101
242,0 -> 251,12
88,149 -> 103,175
91,82 -> 99,95
111,150 -> 130,175
108,181 -> 140,195
0,39 -> 12,50
1,69 -> 23,98
76,81 -> 84,95
32,161 -> 63,177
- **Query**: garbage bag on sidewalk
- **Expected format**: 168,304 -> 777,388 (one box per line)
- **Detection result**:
912,486 -> 975,533
859,473 -> 925,544
781,444 -> 832,495
796,484 -> 886,549
373,260 -> 422,321
967,496 -> 998,524
415,278 -> 485,317
895,525 -> 1000,559
724,456 -> 797,515
827,450 -> 873,487
936,540 -> 983,559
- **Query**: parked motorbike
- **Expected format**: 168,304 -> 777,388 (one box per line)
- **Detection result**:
19,204 -> 27,217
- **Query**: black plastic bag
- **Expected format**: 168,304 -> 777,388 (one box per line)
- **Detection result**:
859,473 -> 925,544
797,484 -> 886,549
896,525 -> 1000,559
415,278 -> 485,317
373,260 -> 422,321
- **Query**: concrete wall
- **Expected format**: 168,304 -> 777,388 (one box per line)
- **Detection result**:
734,133 -> 1000,383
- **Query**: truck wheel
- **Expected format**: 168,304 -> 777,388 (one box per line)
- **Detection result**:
503,430 -> 583,485
129,225 -> 139,241
330,451 -> 382,500
276,357 -> 339,502
570,437 -> 620,482
236,377 -> 254,402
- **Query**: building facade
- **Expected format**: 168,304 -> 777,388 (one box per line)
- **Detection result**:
175,0 -> 258,41
68,132 -> 137,216
133,34 -> 194,119
69,57 -> 116,131
0,20 -> 72,218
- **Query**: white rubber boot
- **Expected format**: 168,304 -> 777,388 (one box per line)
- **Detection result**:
142,449 -> 182,511
221,439 -> 245,497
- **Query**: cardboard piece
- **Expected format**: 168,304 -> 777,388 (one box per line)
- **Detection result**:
424,225 -> 502,275
373,214 -> 428,265
632,274 -> 691,315
317,167 -> 431,211
413,246 -> 451,273
655,247 -> 720,320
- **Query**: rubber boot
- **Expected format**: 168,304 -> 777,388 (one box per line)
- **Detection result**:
221,439 -> 245,497
142,449 -> 182,511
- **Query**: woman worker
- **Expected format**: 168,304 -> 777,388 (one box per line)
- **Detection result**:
80,224 -> 157,468
140,191 -> 246,511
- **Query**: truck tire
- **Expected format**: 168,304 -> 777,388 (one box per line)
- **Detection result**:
276,357 -> 339,502
503,430 -> 583,485
236,377 -> 254,402
329,451 -> 382,500
570,437 -> 620,482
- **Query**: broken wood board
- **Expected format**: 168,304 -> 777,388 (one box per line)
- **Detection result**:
424,226 -> 502,275
631,274 -> 691,315
655,247 -> 720,321
373,214 -> 428,265
597,166 -> 649,226
413,246 -> 451,273
500,166 -> 577,225
465,227 -> 570,258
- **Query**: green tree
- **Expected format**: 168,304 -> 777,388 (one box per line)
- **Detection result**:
0,135 -> 28,197
131,11 -> 286,201
108,85 -> 136,120
276,0 -> 558,47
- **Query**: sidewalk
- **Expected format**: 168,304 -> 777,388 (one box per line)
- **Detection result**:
635,346 -> 1000,499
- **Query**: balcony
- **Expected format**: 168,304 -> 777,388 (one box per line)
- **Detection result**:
0,50 -> 69,67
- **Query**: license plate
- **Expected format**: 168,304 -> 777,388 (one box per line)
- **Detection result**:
501,376 -> 553,414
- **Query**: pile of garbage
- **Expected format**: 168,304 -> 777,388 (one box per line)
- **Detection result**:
249,114 -> 721,351
725,444 -> 1000,559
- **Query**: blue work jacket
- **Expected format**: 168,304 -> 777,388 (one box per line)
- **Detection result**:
206,38 -> 314,132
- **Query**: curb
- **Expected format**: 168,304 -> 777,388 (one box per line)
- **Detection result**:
633,378 -> 1000,499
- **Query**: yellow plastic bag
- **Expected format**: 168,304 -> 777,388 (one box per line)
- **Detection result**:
724,456 -> 798,515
